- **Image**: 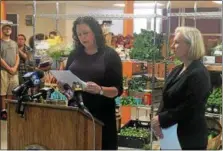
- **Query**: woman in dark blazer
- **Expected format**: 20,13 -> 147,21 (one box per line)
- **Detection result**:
152,26 -> 212,150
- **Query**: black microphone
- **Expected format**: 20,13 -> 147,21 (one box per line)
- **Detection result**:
72,82 -> 89,113
32,87 -> 54,100
12,70 -> 44,96
14,70 -> 44,114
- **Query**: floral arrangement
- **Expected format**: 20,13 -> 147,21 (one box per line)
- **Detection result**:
46,43 -> 73,61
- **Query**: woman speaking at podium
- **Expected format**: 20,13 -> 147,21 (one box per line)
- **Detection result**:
65,16 -> 123,150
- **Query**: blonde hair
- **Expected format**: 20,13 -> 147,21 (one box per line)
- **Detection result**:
175,26 -> 205,60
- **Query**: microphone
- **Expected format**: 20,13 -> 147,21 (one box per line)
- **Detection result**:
13,70 -> 44,114
72,81 -> 96,150
57,81 -> 88,112
72,82 -> 89,113
57,80 -> 74,100
32,87 -> 55,100
12,70 -> 44,96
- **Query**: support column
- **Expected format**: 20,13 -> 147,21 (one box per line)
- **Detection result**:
0,1 -> 6,20
123,0 -> 134,36
0,1 -> 6,39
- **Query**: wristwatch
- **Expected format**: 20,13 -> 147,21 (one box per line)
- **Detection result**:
99,86 -> 104,95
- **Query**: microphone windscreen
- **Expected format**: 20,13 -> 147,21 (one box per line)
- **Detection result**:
36,70 -> 44,79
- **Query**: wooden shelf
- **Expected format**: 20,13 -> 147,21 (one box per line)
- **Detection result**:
205,64 -> 222,72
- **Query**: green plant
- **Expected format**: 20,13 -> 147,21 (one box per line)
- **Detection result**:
174,58 -> 182,66
208,129 -> 219,140
120,96 -> 135,105
128,75 -> 156,92
207,87 -> 222,109
129,29 -> 164,61
119,127 -> 150,138
142,143 -> 152,150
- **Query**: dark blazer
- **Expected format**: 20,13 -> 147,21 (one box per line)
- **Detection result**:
158,60 -> 212,149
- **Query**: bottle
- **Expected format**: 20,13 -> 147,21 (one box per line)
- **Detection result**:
143,90 -> 152,105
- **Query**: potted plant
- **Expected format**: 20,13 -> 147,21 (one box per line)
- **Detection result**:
120,96 -> 134,125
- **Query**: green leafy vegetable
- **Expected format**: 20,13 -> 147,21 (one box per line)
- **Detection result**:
119,127 -> 150,138
129,29 -> 164,61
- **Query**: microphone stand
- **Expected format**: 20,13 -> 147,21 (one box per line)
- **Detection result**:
15,86 -> 31,117
71,82 -> 96,150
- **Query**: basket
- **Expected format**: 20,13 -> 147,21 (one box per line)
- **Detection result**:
206,117 -> 222,150
118,120 -> 155,149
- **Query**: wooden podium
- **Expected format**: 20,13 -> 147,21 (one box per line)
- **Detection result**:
7,100 -> 103,150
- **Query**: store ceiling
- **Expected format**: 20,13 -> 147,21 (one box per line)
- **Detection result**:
5,1 -> 222,9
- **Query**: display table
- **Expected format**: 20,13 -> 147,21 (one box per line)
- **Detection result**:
6,100 -> 103,150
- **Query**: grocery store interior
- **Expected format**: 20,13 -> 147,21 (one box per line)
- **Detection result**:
0,0 -> 222,150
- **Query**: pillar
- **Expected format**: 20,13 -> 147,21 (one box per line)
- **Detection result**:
0,1 -> 6,20
123,0 -> 134,36
0,1 -> 6,39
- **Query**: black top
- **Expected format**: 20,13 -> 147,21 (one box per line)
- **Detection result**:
66,46 -> 123,150
158,60 -> 212,149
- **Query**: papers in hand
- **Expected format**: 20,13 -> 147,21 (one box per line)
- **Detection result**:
160,124 -> 181,150
49,70 -> 87,89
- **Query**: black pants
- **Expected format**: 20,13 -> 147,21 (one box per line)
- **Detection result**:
101,118 -> 118,150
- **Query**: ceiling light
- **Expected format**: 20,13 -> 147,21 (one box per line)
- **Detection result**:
212,1 -> 222,4
113,3 -> 163,8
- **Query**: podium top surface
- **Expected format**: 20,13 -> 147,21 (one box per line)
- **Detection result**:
7,99 -> 104,126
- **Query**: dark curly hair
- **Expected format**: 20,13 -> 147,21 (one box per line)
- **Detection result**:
72,16 -> 106,52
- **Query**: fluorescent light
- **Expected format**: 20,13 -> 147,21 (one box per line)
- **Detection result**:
113,2 -> 163,8
114,4 -> 125,7
212,1 -> 222,4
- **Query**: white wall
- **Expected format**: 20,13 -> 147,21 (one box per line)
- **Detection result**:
64,4 -> 124,44
134,9 -> 163,34
5,3 -> 66,45
5,2 -> 162,45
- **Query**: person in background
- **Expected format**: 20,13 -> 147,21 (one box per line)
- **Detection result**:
47,31 -> 62,47
65,16 -> 123,150
49,31 -> 57,39
151,26 -> 211,150
28,33 -> 48,50
17,34 -> 32,84
0,24 -> 20,120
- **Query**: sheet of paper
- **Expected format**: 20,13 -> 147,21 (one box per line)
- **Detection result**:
49,70 -> 87,88
160,124 -> 181,150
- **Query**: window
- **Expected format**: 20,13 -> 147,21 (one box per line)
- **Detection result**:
134,8 -> 162,34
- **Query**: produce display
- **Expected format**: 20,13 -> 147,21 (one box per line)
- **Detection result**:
111,34 -> 134,59
118,120 -> 154,149
119,127 -> 150,138
206,87 -> 222,114
128,75 -> 157,92
119,96 -> 141,106
129,29 -> 164,61
112,34 -> 134,49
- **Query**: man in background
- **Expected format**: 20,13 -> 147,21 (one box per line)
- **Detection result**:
0,24 -> 19,120
17,34 -> 32,84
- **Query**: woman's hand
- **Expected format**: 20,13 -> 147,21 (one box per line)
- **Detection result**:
84,82 -> 101,94
151,115 -> 164,139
